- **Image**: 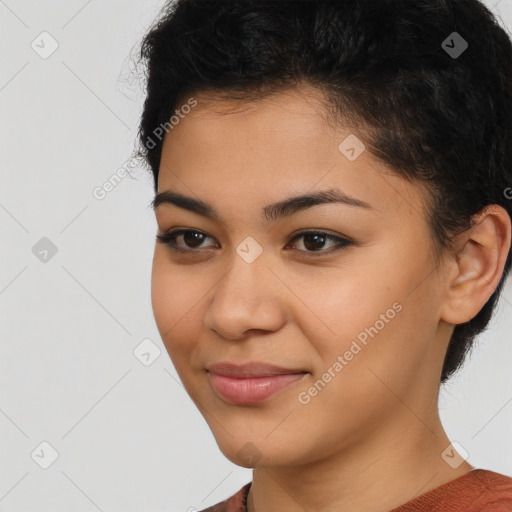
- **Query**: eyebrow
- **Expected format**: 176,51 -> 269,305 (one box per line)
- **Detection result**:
151,188 -> 373,223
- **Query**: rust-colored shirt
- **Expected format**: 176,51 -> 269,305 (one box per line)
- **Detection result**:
199,469 -> 512,512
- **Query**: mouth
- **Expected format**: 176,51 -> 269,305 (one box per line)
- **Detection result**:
207,361 -> 308,377
207,361 -> 309,405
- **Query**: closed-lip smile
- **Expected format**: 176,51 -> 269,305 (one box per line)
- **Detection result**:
207,361 -> 309,404
207,361 -> 308,378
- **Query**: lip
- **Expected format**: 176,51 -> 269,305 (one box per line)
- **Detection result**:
207,361 -> 307,377
207,362 -> 308,405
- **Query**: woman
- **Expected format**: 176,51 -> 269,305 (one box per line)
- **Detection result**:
133,0 -> 512,510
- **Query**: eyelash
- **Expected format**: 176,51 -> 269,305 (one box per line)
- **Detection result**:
155,229 -> 353,257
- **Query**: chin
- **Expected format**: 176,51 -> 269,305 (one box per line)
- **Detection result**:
212,434 -> 304,469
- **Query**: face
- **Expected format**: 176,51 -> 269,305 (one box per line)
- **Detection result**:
151,85 -> 450,468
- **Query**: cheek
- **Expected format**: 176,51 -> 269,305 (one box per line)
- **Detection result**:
300,249 -> 429,360
150,252 -> 205,357
289,282 -> 420,444
295,266 -> 400,352
302,252 -> 439,404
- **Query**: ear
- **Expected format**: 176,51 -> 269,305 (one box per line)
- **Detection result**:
440,205 -> 511,325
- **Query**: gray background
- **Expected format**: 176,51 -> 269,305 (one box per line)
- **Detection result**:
1,1 -> 511,511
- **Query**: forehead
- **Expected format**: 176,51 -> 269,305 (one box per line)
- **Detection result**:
158,87 -> 429,223
174,85 -> 334,146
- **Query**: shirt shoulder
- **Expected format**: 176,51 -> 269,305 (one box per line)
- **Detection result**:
198,482 -> 251,512
390,469 -> 512,512
469,470 -> 512,511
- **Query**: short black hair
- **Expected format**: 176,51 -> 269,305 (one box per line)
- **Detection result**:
132,0 -> 512,384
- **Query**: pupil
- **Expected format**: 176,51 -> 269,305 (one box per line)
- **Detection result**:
304,234 -> 325,251
184,232 -> 204,248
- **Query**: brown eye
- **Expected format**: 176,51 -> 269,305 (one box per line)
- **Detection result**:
287,231 -> 353,256
181,231 -> 207,248
156,229 -> 216,251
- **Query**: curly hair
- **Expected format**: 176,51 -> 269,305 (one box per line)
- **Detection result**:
132,0 -> 512,383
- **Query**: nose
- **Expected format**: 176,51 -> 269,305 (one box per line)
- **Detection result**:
203,252 -> 287,341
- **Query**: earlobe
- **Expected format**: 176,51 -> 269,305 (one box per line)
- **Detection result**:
440,205 -> 511,325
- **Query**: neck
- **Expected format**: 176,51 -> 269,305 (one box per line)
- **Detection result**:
247,410 -> 473,512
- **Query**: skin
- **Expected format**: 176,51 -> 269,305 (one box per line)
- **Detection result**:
150,84 -> 511,512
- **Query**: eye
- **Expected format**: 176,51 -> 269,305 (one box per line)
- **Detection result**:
156,229 -> 216,252
286,230 -> 353,256
155,229 -> 354,256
